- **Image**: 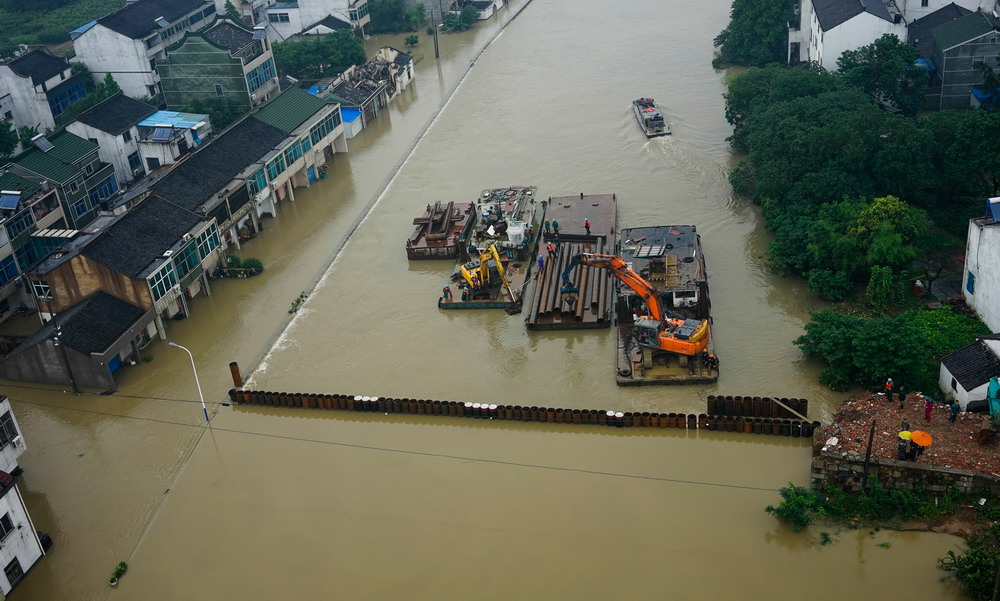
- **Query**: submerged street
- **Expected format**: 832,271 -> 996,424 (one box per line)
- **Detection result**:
5,0 -> 970,598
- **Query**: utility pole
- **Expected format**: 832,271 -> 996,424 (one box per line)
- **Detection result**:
862,419 -> 876,491
53,326 -> 80,395
431,12 -> 440,59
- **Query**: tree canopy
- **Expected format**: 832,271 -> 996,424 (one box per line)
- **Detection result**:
369,0 -> 426,33
0,122 -> 18,163
837,34 -> 928,116
713,0 -> 794,68
273,30 -> 366,80
57,73 -> 122,126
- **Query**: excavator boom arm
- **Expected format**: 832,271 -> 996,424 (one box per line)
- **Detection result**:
562,253 -> 664,321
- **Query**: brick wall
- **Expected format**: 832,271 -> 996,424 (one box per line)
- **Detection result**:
811,451 -> 1000,496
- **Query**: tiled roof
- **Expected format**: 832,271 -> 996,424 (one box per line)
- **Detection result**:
0,172 -> 41,199
392,50 -> 412,66
74,93 -> 157,135
252,87 -> 327,134
98,0 -> 210,40
202,19 -> 253,52
82,196 -> 202,278
6,49 -> 68,85
812,0 -> 892,31
13,130 -> 97,183
150,117 -> 286,211
932,10 -> 996,50
908,3 -> 972,58
9,291 -> 147,356
941,340 -> 1000,391
330,82 -> 377,106
308,14 -> 352,32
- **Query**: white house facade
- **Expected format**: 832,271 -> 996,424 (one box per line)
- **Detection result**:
71,0 -> 218,99
0,50 -> 88,132
894,0 -> 994,22
963,199 -> 1000,331
264,0 -> 370,40
940,336 -> 1000,409
66,94 -> 159,187
0,397 -> 45,596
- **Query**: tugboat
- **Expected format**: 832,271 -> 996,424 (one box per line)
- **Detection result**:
632,98 -> 669,138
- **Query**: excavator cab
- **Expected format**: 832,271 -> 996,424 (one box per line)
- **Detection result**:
633,317 -> 662,348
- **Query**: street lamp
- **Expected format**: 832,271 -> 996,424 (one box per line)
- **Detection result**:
168,342 -> 209,423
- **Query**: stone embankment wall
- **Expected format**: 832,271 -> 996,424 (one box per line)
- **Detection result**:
811,452 -> 1000,496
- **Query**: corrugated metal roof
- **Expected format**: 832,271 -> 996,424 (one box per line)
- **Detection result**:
932,10 -> 996,51
138,110 -> 209,129
0,172 -> 40,198
13,131 -> 97,183
252,87 -> 328,134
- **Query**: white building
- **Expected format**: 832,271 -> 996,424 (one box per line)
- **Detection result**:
450,0 -> 506,20
0,397 -> 46,596
136,110 -> 213,173
788,0 -> 997,67
940,335 -> 1000,409
0,49 -> 89,132
963,198 -> 1000,331
213,0 -> 270,24
71,0 -> 219,99
66,94 -> 158,187
264,0 -> 370,41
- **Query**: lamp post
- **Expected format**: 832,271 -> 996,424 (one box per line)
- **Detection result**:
168,342 -> 209,423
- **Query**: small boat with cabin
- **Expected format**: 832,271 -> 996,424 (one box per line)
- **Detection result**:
632,98 -> 669,138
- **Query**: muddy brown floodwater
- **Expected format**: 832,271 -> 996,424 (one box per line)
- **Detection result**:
5,0 -> 970,599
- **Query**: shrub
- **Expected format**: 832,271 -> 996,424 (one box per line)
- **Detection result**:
241,258 -> 264,272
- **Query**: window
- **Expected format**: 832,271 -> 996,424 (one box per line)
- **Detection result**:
0,412 -> 17,449
247,168 -> 267,195
268,12 -> 290,22
196,224 -> 220,259
967,272 -> 976,294
973,56 -> 986,65
173,241 -> 200,280
88,138 -> 97,145
122,129 -> 132,143
47,81 -> 87,118
3,111 -> 11,120
87,174 -> 119,206
951,377 -> 958,391
283,140 -> 302,166
147,263 -> 177,302
992,37 -> 998,45
128,151 -> 142,173
146,157 -> 161,171
0,256 -> 18,287
148,84 -> 158,97
245,59 -> 277,94
72,198 -> 88,217
920,0 -> 927,5
31,279 -> 50,299
215,84 -> 224,97
266,154 -> 286,180
300,135 -> 311,152
69,182 -> 79,193
5,210 -> 34,241
146,36 -> 159,49
84,163 -> 94,176
349,2 -> 369,20
4,557 -> 22,589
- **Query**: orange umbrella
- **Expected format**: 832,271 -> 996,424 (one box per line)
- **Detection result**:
911,430 -> 933,447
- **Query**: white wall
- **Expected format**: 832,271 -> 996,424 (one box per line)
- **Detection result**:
899,0 -> 997,21
964,217 -> 1000,332
65,122 -> 143,186
0,486 -> 43,596
0,67 -> 71,131
0,399 -> 25,475
818,14 -> 907,70
73,25 -> 157,98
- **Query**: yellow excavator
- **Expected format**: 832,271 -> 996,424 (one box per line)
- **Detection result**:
562,253 -> 709,355
456,243 -> 515,302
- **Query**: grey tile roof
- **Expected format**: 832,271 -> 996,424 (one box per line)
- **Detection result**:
74,93 -> 157,135
6,49 -> 68,85
813,0 -> 893,31
99,0 -> 210,40
941,339 -> 1000,391
202,19 -> 253,52
9,291 -> 146,356
149,117 -> 286,212
331,82 -> 377,106
908,3 -> 972,58
82,196 -> 202,278
392,50 -> 412,66
313,14 -> 352,31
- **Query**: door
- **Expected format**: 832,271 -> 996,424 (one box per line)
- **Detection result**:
108,354 -> 123,373
308,166 -> 316,182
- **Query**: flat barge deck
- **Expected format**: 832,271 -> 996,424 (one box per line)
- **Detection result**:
406,201 -> 476,260
524,192 -> 617,330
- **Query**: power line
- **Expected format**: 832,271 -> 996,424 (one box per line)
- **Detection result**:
1,382 -> 216,405
7,395 -> 781,494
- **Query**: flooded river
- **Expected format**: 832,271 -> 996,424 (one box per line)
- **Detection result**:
6,0 -> 970,599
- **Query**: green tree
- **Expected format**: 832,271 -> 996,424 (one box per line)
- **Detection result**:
404,34 -> 418,49
460,5 -> 478,26
939,524 -> 1000,601
181,97 -> 247,130
0,121 -> 18,162
408,2 -> 426,29
273,30 -> 366,79
223,0 -> 243,22
16,125 -> 37,148
837,34 -> 928,116
57,73 -> 125,125
712,0 -> 795,68
973,52 -> 1000,110
865,265 -> 898,310
370,0 -> 411,33
900,308 -> 990,358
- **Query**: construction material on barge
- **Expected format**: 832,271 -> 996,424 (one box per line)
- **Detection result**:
438,186 -> 541,310
614,225 -> 717,386
524,193 -> 617,329
405,201 -> 475,259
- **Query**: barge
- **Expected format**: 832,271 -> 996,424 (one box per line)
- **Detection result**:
633,98 -> 670,138
614,225 -> 717,385
406,201 -> 476,260
438,186 -> 541,310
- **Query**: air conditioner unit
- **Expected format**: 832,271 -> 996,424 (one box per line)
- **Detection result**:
132,168 -> 143,178
11,435 -> 22,447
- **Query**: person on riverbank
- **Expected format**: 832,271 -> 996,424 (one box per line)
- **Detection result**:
897,385 -> 907,409
884,378 -> 894,402
442,285 -> 452,302
949,401 -> 960,424
898,437 -> 909,461
924,396 -> 934,421
584,218 -> 591,235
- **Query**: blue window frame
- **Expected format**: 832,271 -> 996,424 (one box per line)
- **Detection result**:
967,272 -> 976,295
86,174 -> 119,208
4,210 -> 34,242
0,256 -> 17,287
246,59 -> 276,94
266,155 -> 286,180
48,82 -> 87,118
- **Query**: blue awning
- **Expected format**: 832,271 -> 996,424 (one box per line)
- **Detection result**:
913,58 -> 935,72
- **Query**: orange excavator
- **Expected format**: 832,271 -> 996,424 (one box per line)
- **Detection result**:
562,253 -> 710,355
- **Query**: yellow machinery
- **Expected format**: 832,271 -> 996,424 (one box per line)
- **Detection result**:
459,243 -> 515,301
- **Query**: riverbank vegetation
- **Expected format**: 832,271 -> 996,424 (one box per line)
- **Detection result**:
0,0 -> 120,58
713,0 -> 794,68
724,34 -> 995,390
369,0 -> 427,34
767,480 -> 1000,600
